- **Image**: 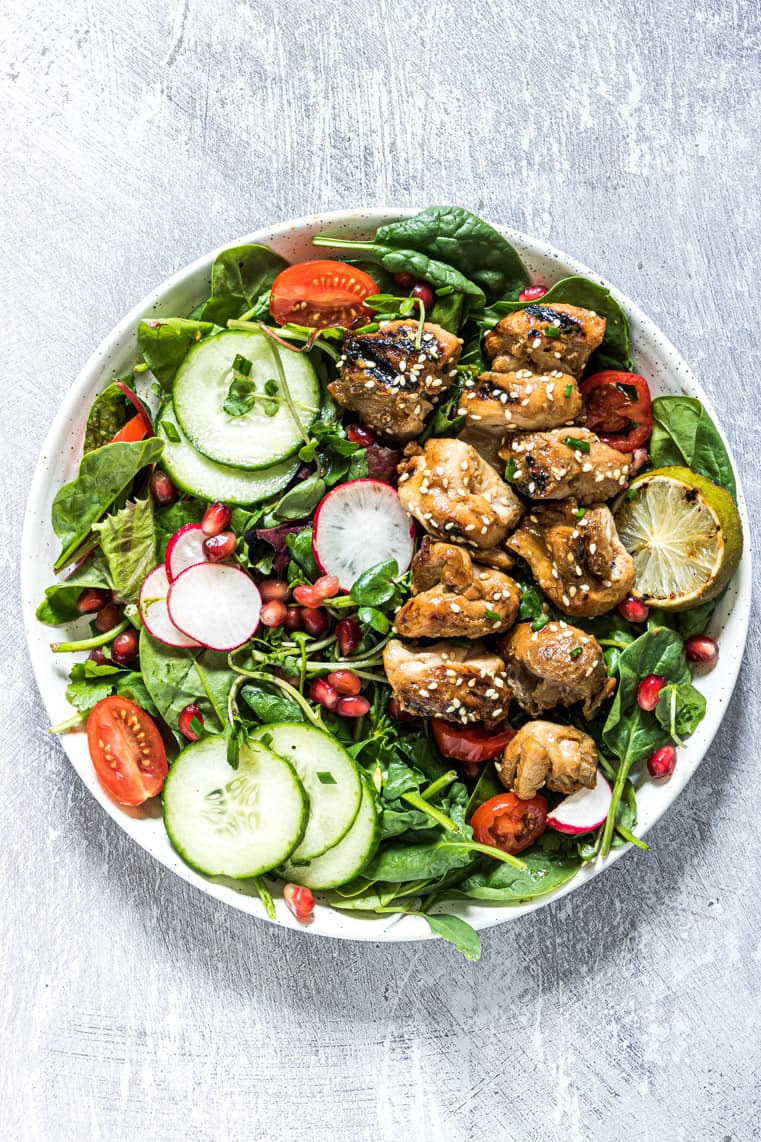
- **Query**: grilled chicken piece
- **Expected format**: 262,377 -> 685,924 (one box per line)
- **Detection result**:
398,438 -> 523,554
499,621 -> 616,718
459,369 -> 583,433
329,320 -> 462,441
484,303 -> 606,378
395,537 -> 520,639
495,721 -> 598,800
500,427 -> 631,503
383,639 -> 510,725
506,500 -> 635,618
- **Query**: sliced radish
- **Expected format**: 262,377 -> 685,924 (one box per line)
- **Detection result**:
312,479 -> 415,591
139,565 -> 200,648
167,563 -> 261,651
166,523 -> 207,581
547,770 -> 612,835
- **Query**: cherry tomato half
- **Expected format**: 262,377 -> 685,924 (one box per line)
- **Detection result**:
269,260 -> 378,329
110,413 -> 149,444
470,792 -> 548,855
86,696 -> 168,806
432,719 -> 516,765
579,371 -> 652,452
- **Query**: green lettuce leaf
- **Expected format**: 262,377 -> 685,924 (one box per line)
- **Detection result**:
93,495 -> 156,605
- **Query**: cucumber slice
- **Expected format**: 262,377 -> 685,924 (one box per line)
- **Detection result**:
163,736 -> 308,878
251,723 -> 362,861
280,773 -> 380,890
172,329 -> 320,470
156,402 -> 298,505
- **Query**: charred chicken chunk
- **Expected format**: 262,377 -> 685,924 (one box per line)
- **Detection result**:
495,720 -> 598,800
506,500 -> 635,618
499,621 -> 616,718
398,438 -> 523,553
382,639 -> 510,726
484,303 -> 606,378
459,369 -> 583,433
500,427 -> 631,503
394,537 -> 521,639
329,320 -> 462,441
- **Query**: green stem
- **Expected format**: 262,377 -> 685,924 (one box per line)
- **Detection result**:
400,791 -> 458,833
51,620 -> 129,653
260,332 -> 311,447
597,638 -> 634,650
444,840 -> 526,871
312,235 -> 372,251
253,877 -> 277,920
305,656 -> 384,672
421,771 -> 459,802
600,757 -> 632,857
616,824 -> 649,851
228,670 -> 326,731
49,712 -> 85,735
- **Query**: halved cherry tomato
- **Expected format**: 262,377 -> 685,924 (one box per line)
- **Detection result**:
432,719 -> 516,765
269,260 -> 378,329
86,696 -> 168,806
579,371 -> 652,452
470,792 -> 548,855
110,412 -> 149,444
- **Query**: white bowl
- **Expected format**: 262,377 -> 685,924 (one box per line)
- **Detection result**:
21,209 -> 752,942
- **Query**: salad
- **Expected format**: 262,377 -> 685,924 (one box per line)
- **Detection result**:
37,206 -> 744,960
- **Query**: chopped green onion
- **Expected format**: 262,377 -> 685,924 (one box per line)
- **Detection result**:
573,506 -> 587,519
569,647 -> 583,660
563,436 -> 591,454
544,324 -> 562,339
317,771 -> 337,785
564,383 -> 573,398
232,353 -> 253,376
504,458 -> 517,481
484,609 -> 501,621
162,421 -> 180,443
189,716 -> 204,737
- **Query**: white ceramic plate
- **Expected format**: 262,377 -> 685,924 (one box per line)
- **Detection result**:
21,209 -> 751,942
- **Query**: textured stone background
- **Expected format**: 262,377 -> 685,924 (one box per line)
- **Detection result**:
2,2 -> 760,1139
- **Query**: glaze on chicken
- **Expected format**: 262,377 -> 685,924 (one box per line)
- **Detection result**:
499,621 -> 616,718
495,720 -> 598,799
382,639 -> 510,725
329,321 -> 462,441
500,427 -> 631,504
459,369 -> 582,433
506,500 -> 635,618
484,303 -> 606,378
394,537 -> 520,639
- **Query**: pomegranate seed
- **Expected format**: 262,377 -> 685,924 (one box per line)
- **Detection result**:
638,674 -> 668,712
335,618 -> 362,657
387,697 -> 413,722
347,424 -> 376,447
260,600 -> 287,628
95,602 -> 121,632
618,596 -> 650,624
301,607 -> 330,638
77,588 -> 110,614
517,283 -> 549,302
149,469 -> 178,507
203,531 -> 236,561
631,447 -> 649,475
684,635 -> 719,667
309,677 -> 339,711
293,585 -> 320,607
179,703 -> 204,741
337,695 -> 370,718
327,669 -> 362,696
647,744 -> 677,779
201,502 -> 231,537
88,647 -> 109,666
284,605 -> 303,632
392,271 -> 415,290
259,579 -> 290,602
313,574 -> 340,602
412,282 -> 435,309
283,882 -> 315,922
111,629 -> 139,665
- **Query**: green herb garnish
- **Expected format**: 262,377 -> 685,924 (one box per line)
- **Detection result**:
162,420 -> 180,443
574,507 -> 587,519
504,457 -> 517,481
544,324 -> 562,338
563,436 -> 591,454
484,609 -> 501,622
569,647 -> 583,660
564,383 -> 573,398
317,771 -> 337,785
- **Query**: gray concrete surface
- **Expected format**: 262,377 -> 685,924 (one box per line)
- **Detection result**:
2,1 -> 760,1139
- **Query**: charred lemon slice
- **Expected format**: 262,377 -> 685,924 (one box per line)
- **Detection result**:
614,466 -> 742,611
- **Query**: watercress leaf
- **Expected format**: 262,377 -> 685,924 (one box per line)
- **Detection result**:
350,560 -> 399,607
36,551 -> 112,626
358,606 -> 390,633
240,683 -> 305,725
285,528 -> 320,581
51,438 -> 164,571
650,395 -> 737,499
137,319 -> 215,390
273,473 -> 327,522
201,244 -> 288,325
377,206 -> 529,301
381,807 -> 433,839
92,495 -> 156,605
464,763 -> 503,818
223,375 -> 258,417
421,912 -> 481,961
394,733 -> 449,782
383,758 -> 423,800
83,382 -> 132,453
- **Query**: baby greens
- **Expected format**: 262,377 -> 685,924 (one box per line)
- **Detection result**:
650,395 -> 737,499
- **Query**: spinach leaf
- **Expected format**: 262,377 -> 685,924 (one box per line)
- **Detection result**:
456,835 -> 581,902
361,838 -> 476,884
201,244 -> 288,325
376,206 -> 529,300
83,382 -> 132,453
465,763 -> 503,819
36,552 -> 112,625
421,913 -> 481,961
154,499 -> 205,559
139,629 -> 233,736
650,396 -> 737,498
428,291 -> 468,333
92,495 -> 156,605
137,318 -> 215,390
271,473 -> 327,522
655,681 -> 706,743
677,595 -> 721,640
240,683 -> 304,725
51,438 -> 164,572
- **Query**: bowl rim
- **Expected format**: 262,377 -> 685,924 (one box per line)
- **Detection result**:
21,206 -> 752,943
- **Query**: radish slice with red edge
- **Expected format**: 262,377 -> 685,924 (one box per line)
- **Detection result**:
165,523 -> 207,581
312,479 -> 415,591
167,563 -> 261,651
546,770 -> 612,835
139,565 -> 200,648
